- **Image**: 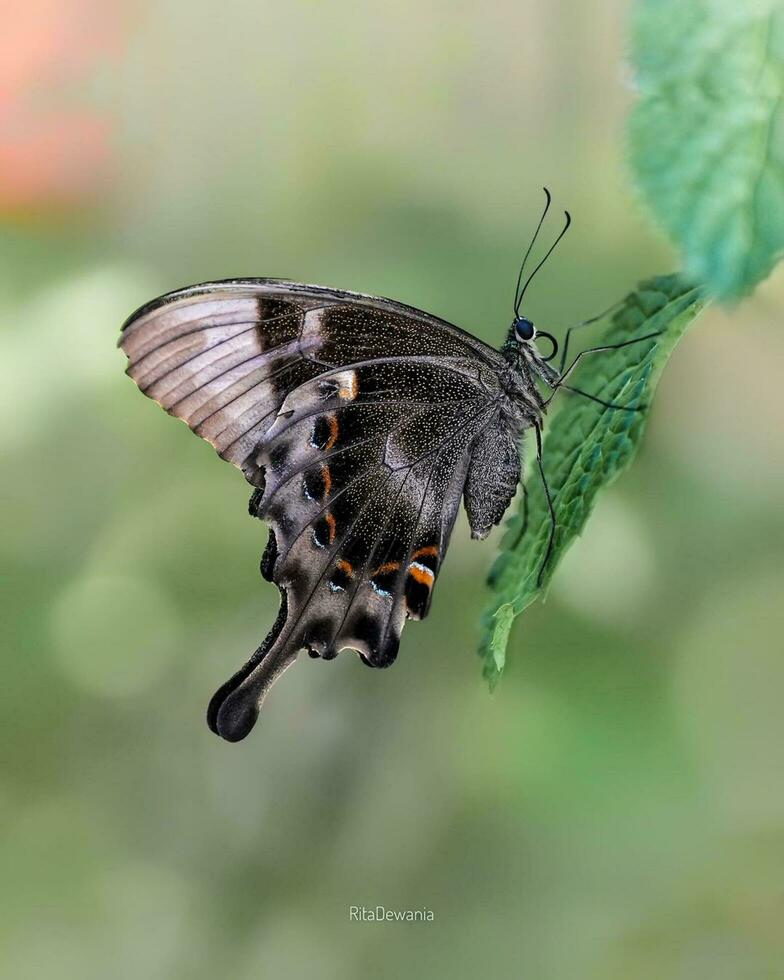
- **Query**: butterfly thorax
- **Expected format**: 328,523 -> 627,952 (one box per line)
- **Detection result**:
498,332 -> 558,427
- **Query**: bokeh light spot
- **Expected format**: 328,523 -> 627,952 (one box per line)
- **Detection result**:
673,570 -> 784,830
551,492 -> 655,625
50,572 -> 182,697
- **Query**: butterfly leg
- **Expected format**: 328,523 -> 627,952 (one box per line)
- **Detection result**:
505,481 -> 529,555
544,330 -> 663,409
520,480 -> 529,538
534,425 -> 557,588
557,301 -> 624,375
555,383 -> 647,413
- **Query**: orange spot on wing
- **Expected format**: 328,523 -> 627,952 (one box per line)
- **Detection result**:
325,414 -> 338,449
321,464 -> 332,496
336,558 -> 354,577
409,563 -> 434,587
374,560 -> 400,575
413,545 -> 439,560
325,511 -> 336,544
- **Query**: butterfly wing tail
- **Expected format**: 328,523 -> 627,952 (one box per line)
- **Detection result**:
206,587 -> 298,742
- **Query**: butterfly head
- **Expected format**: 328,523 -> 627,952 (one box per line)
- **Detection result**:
513,316 -> 535,343
509,315 -> 558,361
503,315 -> 560,387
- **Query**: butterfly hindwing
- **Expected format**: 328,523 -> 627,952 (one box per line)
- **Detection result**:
212,395 -> 498,740
255,374 -> 498,632
120,279 -> 515,741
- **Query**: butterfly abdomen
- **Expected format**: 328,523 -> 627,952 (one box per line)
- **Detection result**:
464,414 -> 523,539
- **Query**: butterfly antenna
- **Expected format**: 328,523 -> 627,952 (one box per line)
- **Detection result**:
513,187 -> 552,315
516,209 -> 572,312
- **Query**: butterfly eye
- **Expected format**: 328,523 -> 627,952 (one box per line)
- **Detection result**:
514,317 -> 536,342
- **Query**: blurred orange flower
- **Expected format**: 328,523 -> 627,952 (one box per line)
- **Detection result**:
0,0 -> 126,215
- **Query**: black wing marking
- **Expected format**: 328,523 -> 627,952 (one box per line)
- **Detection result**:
120,280 -> 512,742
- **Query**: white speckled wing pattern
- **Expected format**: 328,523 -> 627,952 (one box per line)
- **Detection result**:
119,278 -> 510,741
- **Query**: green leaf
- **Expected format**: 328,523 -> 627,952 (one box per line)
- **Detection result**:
480,274 -> 706,687
628,0 -> 784,300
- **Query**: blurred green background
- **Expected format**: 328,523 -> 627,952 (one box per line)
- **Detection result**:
2,2 -> 784,977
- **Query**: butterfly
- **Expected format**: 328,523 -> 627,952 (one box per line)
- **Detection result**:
119,190 -> 641,742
